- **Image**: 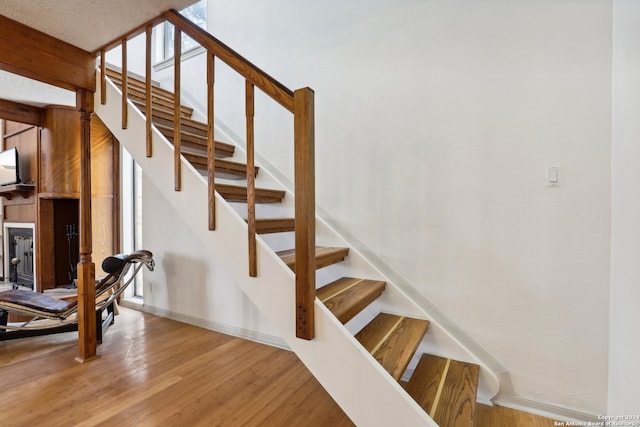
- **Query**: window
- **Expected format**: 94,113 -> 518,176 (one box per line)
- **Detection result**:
121,148 -> 144,299
160,0 -> 207,62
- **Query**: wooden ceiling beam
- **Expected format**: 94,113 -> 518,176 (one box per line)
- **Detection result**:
0,98 -> 44,127
0,14 -> 95,92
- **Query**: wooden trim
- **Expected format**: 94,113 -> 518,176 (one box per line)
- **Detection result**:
246,81 -> 257,277
207,53 -> 216,230
100,50 -> 107,105
76,89 -> 97,361
35,127 -> 43,290
145,25 -> 153,158
173,28 -> 182,191
0,99 -> 44,127
293,88 -> 316,340
121,39 -> 128,129
37,192 -> 80,199
0,15 -> 95,92
163,10 -> 294,113
3,124 -> 37,139
0,184 -> 35,200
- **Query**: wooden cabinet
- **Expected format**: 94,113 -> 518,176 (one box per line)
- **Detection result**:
1,106 -> 120,291
39,107 -> 81,197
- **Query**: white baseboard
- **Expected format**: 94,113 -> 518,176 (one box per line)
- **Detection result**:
494,395 -> 601,423
120,300 -> 291,351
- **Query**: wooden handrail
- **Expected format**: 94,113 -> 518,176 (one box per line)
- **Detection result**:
92,16 -> 166,56
100,10 -> 315,340
162,10 -> 294,113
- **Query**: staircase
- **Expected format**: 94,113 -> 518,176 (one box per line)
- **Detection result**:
101,67 -> 486,426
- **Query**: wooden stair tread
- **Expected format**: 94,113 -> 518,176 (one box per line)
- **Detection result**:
155,123 -> 235,158
253,218 -> 295,234
106,68 -> 188,109
129,98 -> 193,122
182,153 -> 259,180
112,83 -> 194,118
354,313 -> 429,380
317,277 -> 386,324
106,68 -> 170,95
277,247 -> 349,272
133,102 -> 209,136
216,184 -> 285,204
405,353 -> 479,427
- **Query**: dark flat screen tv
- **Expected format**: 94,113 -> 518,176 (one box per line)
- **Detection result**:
0,147 -> 20,186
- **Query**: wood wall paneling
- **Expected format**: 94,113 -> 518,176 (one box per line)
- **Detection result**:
90,115 -> 118,273
2,121 -> 37,229
4,204 -> 36,223
39,107 -> 81,196
90,115 -> 115,197
36,199 -> 55,291
4,121 -> 33,137
2,108 -> 120,291
3,124 -> 37,190
92,197 -> 113,276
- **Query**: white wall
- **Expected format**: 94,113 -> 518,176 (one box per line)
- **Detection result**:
194,0 -> 611,414
137,171 -> 282,344
610,0 -> 640,414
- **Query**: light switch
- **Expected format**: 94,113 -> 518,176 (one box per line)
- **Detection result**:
546,165 -> 560,187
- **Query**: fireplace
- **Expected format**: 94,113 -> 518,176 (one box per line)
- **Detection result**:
3,222 -> 35,289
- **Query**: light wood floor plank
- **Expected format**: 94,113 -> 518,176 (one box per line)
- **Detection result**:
0,308 -> 353,427
476,403 -> 557,427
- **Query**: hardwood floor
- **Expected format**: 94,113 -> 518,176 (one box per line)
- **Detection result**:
1,307 -> 559,426
476,403 -> 556,427
0,308 -> 353,427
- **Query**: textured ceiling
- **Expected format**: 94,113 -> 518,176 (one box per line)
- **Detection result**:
0,70 -> 75,107
0,0 -> 196,52
0,0 -> 196,108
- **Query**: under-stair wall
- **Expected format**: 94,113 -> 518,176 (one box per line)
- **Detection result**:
96,75 -> 438,426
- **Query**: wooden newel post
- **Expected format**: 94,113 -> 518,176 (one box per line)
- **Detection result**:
294,88 -> 316,340
76,89 -> 97,362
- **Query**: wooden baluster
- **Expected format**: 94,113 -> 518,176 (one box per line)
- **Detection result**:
246,81 -> 257,277
173,27 -> 182,191
76,89 -> 97,361
207,53 -> 216,230
100,50 -> 106,105
121,38 -> 128,129
145,24 -> 153,157
293,88 -> 316,340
